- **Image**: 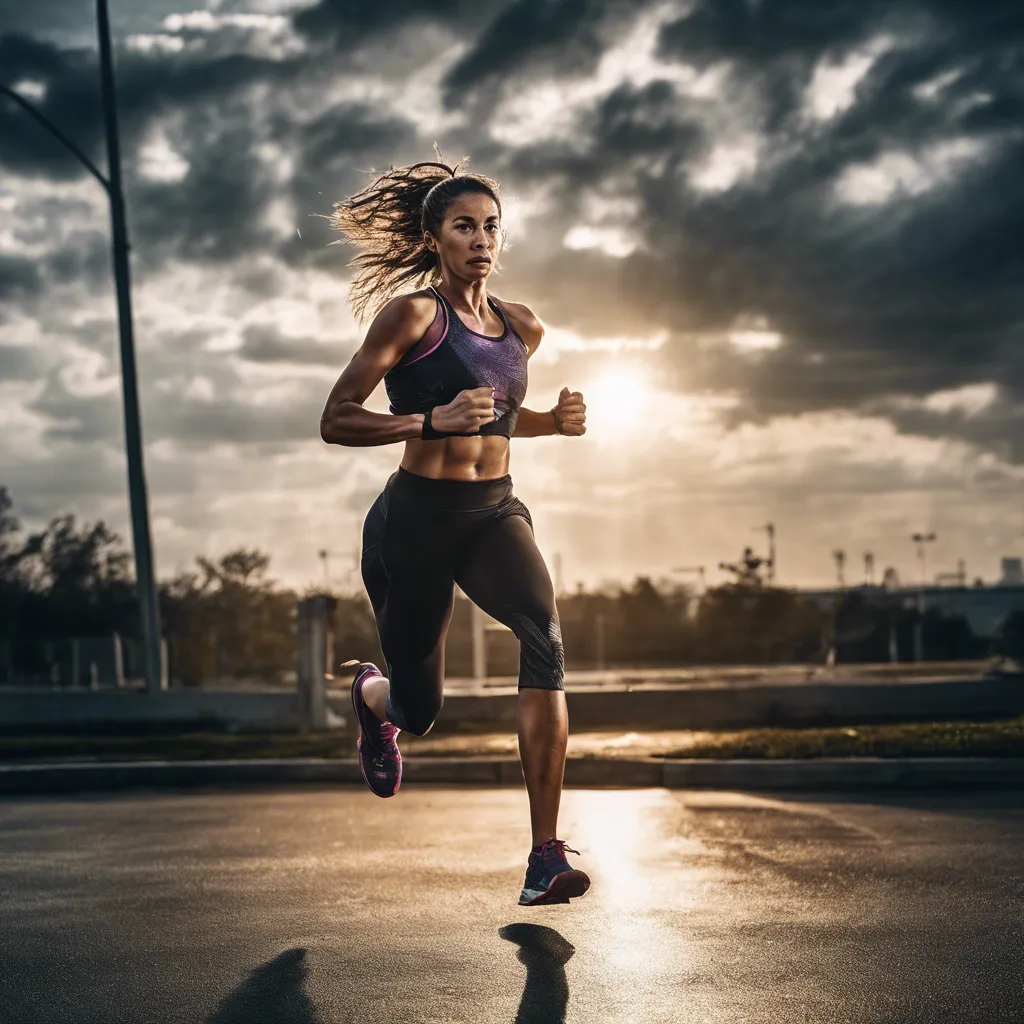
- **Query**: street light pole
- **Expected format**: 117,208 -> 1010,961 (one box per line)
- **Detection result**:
910,532 -> 936,664
911,532 -> 937,587
97,0 -> 163,693
0,1 -> 164,693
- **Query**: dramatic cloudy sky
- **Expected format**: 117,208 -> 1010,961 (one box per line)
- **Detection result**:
2,0 -> 1023,591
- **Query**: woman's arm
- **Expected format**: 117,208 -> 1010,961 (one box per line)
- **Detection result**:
320,294 -> 435,447
514,407 -> 561,437
498,299 -> 587,439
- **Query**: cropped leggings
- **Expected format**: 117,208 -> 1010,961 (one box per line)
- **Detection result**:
361,466 -> 564,735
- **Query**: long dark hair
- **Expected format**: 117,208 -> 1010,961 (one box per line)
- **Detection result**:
330,154 -> 503,322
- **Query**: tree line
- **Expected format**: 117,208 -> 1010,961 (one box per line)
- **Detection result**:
1,486 -> 1018,685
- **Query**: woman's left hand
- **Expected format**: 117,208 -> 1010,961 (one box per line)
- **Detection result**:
552,386 -> 586,436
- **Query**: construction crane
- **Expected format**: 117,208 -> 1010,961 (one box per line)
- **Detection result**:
833,549 -> 846,588
911,532 -> 937,586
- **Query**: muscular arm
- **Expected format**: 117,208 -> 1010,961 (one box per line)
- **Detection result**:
514,407 -> 560,437
500,300 -> 579,439
320,294 -> 434,447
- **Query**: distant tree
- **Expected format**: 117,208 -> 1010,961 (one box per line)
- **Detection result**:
19,515 -> 130,596
692,584 -> 825,664
197,548 -> 271,588
995,609 -> 1024,663
162,548 -> 295,685
328,591 -> 384,672
615,576 -> 680,663
0,486 -> 21,582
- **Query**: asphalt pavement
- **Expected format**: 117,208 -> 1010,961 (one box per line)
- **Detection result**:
1,787 -> 1022,1023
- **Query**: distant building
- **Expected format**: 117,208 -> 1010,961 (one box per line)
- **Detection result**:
795,580 -> 1024,642
1000,557 -> 1024,587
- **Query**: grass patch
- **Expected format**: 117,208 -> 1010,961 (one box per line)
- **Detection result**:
661,717 -> 1024,760
1,717 -> 1023,762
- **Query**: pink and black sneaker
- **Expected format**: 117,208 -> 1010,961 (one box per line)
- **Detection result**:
350,663 -> 402,798
519,839 -> 591,906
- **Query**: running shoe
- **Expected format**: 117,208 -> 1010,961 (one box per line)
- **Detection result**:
350,662 -> 402,798
518,839 -> 590,906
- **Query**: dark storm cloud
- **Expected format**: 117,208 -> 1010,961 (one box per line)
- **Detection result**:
0,344 -> 44,381
0,34 -> 103,181
0,29 -> 420,280
29,364 -> 326,448
472,0 -> 1024,459
43,233 -> 110,292
285,100 -> 417,259
292,0 -> 464,46
0,254 -> 41,300
238,323 -> 348,365
442,0 -> 643,101
0,32 -> 293,180
873,396 -> 1024,464
5,0 -> 1024,464
30,369 -> 123,444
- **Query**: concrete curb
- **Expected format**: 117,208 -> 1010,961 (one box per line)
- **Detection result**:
1,757 -> 1023,794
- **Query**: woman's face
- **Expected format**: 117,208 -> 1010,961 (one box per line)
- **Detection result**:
427,192 -> 502,280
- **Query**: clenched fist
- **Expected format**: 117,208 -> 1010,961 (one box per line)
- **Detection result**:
432,386 -> 496,434
552,386 -> 586,436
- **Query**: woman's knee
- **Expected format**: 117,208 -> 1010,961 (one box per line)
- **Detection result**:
510,609 -> 565,691
386,688 -> 444,736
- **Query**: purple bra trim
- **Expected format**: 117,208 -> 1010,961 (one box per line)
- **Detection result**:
398,289 -> 449,368
394,288 -> 528,370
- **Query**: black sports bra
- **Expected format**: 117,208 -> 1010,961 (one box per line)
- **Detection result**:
384,287 -> 529,438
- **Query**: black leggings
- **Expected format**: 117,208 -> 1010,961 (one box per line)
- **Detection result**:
361,467 -> 564,735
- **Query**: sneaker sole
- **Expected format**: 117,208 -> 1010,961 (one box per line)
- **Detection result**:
521,869 -> 591,906
351,667 -> 401,799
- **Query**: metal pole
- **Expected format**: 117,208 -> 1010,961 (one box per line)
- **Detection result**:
471,601 -> 487,682
97,0 -> 163,692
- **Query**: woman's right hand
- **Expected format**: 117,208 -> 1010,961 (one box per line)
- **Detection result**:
431,386 -> 496,434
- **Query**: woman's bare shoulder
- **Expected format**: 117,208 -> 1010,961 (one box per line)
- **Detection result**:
492,295 -> 544,350
364,288 -> 438,345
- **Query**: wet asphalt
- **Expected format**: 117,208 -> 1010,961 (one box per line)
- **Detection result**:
1,786 -> 1022,1023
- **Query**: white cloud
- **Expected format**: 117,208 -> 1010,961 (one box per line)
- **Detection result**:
728,328 -> 782,353
126,34 -> 186,55
834,137 -> 991,206
688,135 -> 762,193
913,66 -> 964,102
489,2 -> 697,148
922,383 -> 998,416
563,224 -> 638,258
10,79 -> 47,101
804,36 -> 894,122
533,325 -> 668,366
161,12 -> 289,34
137,124 -> 191,183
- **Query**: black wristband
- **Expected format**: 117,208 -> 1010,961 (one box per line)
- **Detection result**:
421,407 -> 447,440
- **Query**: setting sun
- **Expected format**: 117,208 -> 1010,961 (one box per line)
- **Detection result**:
584,363 -> 653,436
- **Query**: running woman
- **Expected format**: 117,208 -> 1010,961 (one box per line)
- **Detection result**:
319,158 -> 590,906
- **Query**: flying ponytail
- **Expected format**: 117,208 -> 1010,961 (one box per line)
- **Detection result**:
330,152 -> 502,322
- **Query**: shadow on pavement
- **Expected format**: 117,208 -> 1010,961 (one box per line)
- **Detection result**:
500,923 -> 575,1024
205,948 -> 322,1024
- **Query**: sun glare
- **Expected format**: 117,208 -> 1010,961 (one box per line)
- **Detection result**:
584,363 -> 652,437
